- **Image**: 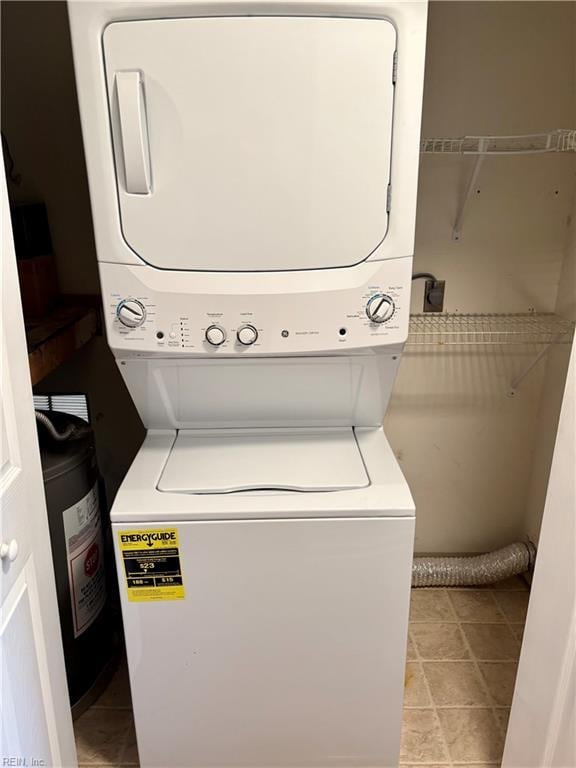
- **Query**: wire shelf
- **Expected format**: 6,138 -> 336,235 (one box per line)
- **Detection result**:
407,313 -> 575,347
421,129 -> 576,155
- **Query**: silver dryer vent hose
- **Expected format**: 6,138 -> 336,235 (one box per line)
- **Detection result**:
412,541 -> 536,588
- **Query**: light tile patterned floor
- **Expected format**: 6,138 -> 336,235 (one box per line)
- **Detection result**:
74,578 -> 529,767
401,577 -> 528,766
75,660 -> 137,767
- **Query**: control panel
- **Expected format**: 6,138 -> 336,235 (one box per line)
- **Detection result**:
103,258 -> 411,357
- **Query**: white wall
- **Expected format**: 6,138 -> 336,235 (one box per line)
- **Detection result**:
523,10 -> 576,545
385,1 -> 576,552
523,204 -> 576,545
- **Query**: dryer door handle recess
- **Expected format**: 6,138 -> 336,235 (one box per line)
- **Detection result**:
115,71 -> 151,195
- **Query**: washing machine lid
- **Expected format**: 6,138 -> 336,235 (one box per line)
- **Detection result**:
157,428 -> 369,494
103,16 -> 396,272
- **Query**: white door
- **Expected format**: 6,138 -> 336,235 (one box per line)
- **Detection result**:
103,17 -> 396,272
502,338 -> 576,767
0,167 -> 77,767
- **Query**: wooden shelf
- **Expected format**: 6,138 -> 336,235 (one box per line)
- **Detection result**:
26,301 -> 99,386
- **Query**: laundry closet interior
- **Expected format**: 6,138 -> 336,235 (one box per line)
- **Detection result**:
1,1 -> 575,767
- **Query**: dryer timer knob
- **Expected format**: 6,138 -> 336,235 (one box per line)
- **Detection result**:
366,294 -> 395,324
117,299 -> 146,328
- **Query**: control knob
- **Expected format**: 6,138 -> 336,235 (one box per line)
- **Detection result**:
117,299 -> 146,328
237,324 -> 258,346
205,325 -> 226,346
366,294 -> 395,324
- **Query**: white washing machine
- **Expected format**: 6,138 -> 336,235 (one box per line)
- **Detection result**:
68,2 -> 427,765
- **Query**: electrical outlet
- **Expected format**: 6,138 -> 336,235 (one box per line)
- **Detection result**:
424,279 -> 445,312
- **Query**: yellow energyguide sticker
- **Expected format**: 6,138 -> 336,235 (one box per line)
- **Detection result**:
118,529 -> 185,602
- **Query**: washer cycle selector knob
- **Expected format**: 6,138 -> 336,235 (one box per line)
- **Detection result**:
117,299 -> 146,328
366,294 -> 395,324
237,324 -> 258,346
205,325 -> 226,346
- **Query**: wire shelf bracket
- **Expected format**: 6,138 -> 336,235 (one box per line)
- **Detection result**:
419,130 -> 576,241
507,331 -> 569,397
421,129 -> 576,156
452,138 -> 488,241
407,313 -> 575,396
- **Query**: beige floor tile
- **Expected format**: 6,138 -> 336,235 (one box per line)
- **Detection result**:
400,764 -> 450,767
494,591 -> 530,622
404,663 -> 431,707
121,718 -> 140,765
448,591 -> 505,622
423,662 -> 488,706
495,707 -> 511,736
93,658 -> 132,709
75,708 -> 133,765
462,622 -> 520,660
411,622 -> 469,660
410,590 -> 455,622
479,662 -> 518,706
437,708 -> 503,762
510,623 -> 525,641
492,575 -> 529,591
406,632 -> 417,660
400,709 -> 450,763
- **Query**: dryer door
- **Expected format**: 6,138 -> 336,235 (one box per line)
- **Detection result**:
103,17 -> 396,272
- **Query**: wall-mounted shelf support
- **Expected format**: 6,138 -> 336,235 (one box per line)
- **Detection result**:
507,332 -> 568,397
420,129 -> 576,241
452,138 -> 488,241
407,313 -> 575,395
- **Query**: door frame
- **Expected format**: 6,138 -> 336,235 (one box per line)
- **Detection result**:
1,164 -> 77,767
503,337 -> 576,767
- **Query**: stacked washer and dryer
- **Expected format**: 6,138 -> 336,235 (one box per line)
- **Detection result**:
68,2 -> 427,766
